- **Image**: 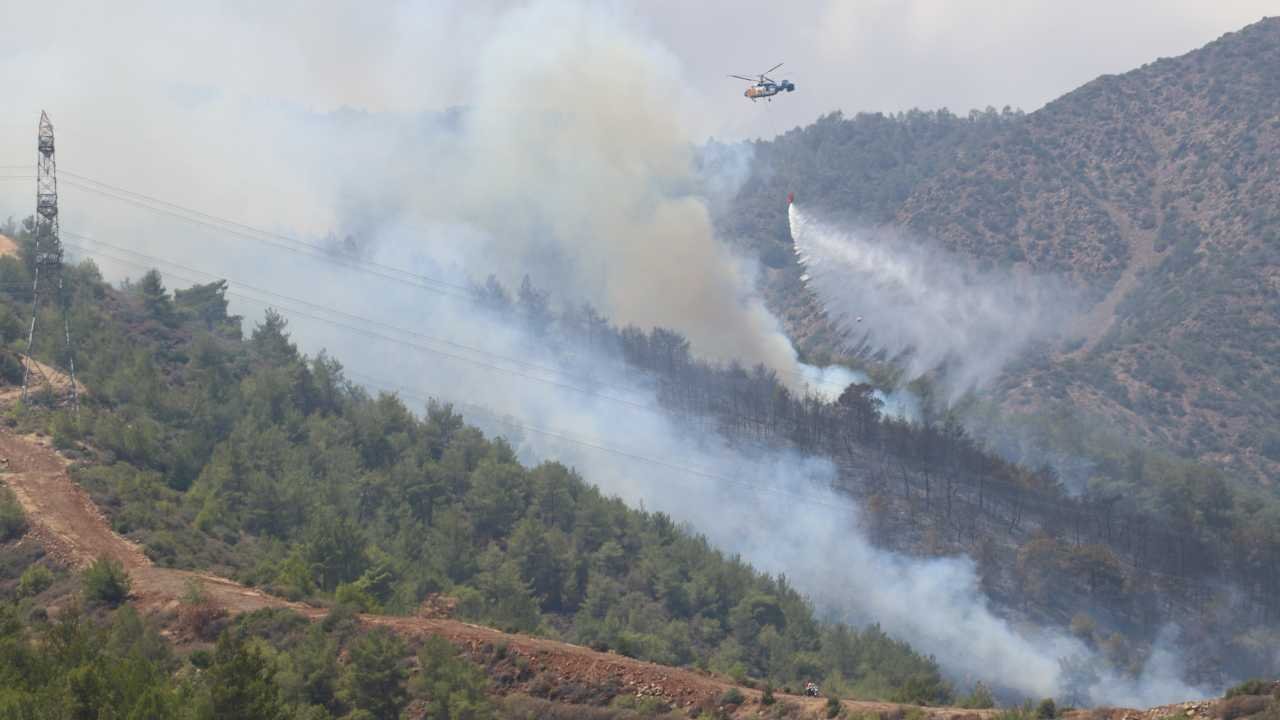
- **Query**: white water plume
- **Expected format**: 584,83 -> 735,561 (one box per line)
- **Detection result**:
798,362 -> 919,419
0,0 -> 1208,705
341,233 -> 1203,705
790,204 -> 1077,398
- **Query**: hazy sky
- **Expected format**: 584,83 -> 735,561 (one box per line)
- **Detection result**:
638,0 -> 1277,139
1,4 -> 1267,700
2,1 -> 1274,142
0,0 -> 1273,220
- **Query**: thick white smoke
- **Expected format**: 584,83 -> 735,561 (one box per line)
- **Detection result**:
790,204 -> 1077,398
799,363 -> 919,419
301,232 -> 1203,706
0,0 -> 1205,706
342,2 -> 803,378
0,2 -> 798,382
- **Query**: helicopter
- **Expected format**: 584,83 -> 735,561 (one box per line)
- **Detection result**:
730,63 -> 796,102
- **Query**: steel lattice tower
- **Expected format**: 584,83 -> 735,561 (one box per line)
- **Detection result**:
20,111 -> 78,412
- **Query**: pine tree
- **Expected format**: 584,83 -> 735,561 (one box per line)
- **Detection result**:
339,629 -> 407,720
208,633 -> 285,720
138,269 -> 174,323
413,634 -> 494,720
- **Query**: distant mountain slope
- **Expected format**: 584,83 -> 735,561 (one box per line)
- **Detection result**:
729,17 -> 1280,484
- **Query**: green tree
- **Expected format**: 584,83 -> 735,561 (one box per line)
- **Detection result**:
126,686 -> 176,720
174,279 -> 236,332
719,687 -> 745,706
303,515 -> 368,593
507,517 -> 568,611
0,485 -> 26,542
338,628 -> 407,720
138,269 -> 174,323
65,663 -> 112,720
334,582 -> 380,613
472,549 -> 540,633
207,633 -> 286,720
960,681 -> 995,709
82,556 -> 132,607
276,625 -> 339,711
466,460 -> 526,540
251,308 -> 299,365
412,634 -> 493,720
17,564 -> 54,597
890,673 -> 953,706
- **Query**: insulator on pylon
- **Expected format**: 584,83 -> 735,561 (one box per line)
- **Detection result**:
21,111 -> 79,414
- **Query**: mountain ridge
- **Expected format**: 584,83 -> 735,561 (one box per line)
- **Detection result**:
729,16 -> 1280,485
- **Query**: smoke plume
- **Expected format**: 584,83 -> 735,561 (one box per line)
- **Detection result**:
790,204 -> 1077,398
343,3 -> 802,378
330,248 -> 1204,706
0,0 -> 1209,706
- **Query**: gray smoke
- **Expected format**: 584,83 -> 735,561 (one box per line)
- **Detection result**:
372,2 -> 801,378
790,205 -> 1078,399
0,0 -> 1207,706
307,234 -> 1203,706
251,227 -> 1201,705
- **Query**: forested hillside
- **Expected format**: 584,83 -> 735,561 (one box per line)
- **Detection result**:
726,17 -> 1280,486
373,265 -> 1280,690
485,277 -> 1280,690
5,206 -> 1279,699
0,240 -> 955,708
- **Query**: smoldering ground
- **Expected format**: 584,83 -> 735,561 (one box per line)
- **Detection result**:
2,0 -> 1209,706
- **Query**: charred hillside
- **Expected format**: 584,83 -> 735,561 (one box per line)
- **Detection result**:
728,17 -> 1280,486
0,241 -> 959,712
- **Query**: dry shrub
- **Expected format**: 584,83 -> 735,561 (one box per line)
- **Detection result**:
770,701 -> 802,718
502,693 -> 686,719
1217,696 -> 1270,720
174,577 -> 228,641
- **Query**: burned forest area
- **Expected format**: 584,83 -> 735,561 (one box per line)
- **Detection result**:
2,5 -> 1279,720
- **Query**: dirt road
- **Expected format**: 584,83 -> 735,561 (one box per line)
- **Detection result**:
0,423 -> 994,718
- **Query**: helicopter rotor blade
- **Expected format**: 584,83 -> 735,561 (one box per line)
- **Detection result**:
765,62 -> 783,75
729,74 -> 756,82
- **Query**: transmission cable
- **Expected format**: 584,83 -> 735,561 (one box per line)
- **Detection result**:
57,237 -> 862,514
60,230 -> 850,434
61,171 -> 472,297
59,169 -> 852,395
60,233 -> 826,461
60,234 -> 660,415
343,368 -> 859,513
62,231 -> 652,405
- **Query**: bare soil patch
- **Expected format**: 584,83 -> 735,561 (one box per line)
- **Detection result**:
0,421 -> 1001,718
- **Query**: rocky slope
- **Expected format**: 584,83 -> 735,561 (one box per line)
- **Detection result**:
728,17 -> 1280,485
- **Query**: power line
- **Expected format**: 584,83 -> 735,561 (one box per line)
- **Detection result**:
58,231 -> 862,438
60,234 -> 830,466
60,235 -> 662,416
58,169 -> 852,395
55,237 -> 861,515
22,112 -> 79,412
56,189 -> 704,400
60,171 -> 473,298
56,236 -> 864,467
345,369 -> 859,514
59,182 -> 472,303
62,230 -> 651,405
